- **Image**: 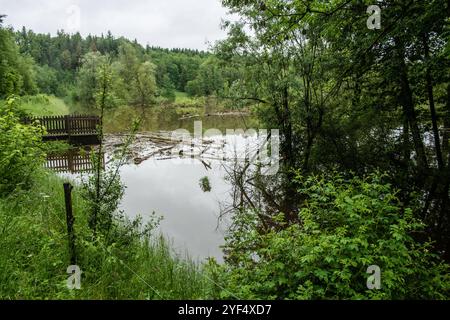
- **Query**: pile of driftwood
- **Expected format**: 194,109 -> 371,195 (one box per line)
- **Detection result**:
103,131 -> 226,166
179,111 -> 249,120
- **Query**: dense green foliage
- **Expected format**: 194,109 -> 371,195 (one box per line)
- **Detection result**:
215,0 -> 450,257
0,97 -> 44,195
1,17 -> 238,112
0,171 -> 209,299
12,26 -> 231,102
205,0 -> 450,299
211,172 -> 449,299
0,26 -> 36,97
1,1 -> 449,300
0,95 -> 210,299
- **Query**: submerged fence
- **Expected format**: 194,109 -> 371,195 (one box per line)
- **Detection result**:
45,149 -> 105,174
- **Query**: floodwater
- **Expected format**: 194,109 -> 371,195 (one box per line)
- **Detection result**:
117,130 -> 264,263
53,111 -> 258,262
119,159 -> 230,262
103,105 -> 259,134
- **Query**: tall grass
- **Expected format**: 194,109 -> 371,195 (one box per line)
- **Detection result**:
18,95 -> 70,116
0,170 -> 211,299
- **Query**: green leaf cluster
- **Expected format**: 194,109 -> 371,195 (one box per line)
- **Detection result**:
211,172 -> 449,299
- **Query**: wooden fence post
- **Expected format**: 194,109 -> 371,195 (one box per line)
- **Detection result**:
65,115 -> 71,142
67,149 -> 74,173
64,183 -> 77,265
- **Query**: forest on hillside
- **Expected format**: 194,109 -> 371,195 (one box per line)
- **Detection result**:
0,0 -> 450,301
1,23 -> 234,104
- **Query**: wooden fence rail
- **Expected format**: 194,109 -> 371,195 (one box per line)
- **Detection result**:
22,115 -> 101,144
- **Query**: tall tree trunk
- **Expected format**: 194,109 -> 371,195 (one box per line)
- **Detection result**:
282,86 -> 294,168
439,83 -> 450,261
443,84 -> 450,165
423,33 -> 444,169
280,85 -> 298,221
395,38 -> 428,171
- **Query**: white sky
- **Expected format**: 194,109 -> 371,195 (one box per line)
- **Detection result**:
0,0 -> 235,50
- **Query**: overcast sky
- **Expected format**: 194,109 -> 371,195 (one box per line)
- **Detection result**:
0,0 -> 234,50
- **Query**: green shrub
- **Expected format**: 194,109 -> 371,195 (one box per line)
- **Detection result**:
211,172 -> 450,300
0,97 -> 45,196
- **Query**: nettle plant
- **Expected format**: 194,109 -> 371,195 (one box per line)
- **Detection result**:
213,172 -> 449,300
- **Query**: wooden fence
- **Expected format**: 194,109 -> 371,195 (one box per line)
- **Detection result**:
22,115 -> 101,144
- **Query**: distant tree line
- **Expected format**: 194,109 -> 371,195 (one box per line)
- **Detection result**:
0,21 -> 238,103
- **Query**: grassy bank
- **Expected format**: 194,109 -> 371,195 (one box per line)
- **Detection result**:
17,95 -> 70,116
0,170 -> 211,299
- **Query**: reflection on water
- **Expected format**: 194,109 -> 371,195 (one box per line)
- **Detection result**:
103,106 -> 256,133
46,147 -> 104,174
119,159 -> 231,262
116,133 -> 261,262
46,109 -> 259,262
46,139 -> 235,262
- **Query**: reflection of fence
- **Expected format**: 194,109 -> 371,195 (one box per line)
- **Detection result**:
45,149 -> 104,174
22,115 -> 101,144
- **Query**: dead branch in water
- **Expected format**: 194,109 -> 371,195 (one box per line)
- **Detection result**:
179,111 -> 249,120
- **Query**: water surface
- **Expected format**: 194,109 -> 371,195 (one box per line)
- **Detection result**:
119,158 -> 231,262
52,109 -> 259,262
